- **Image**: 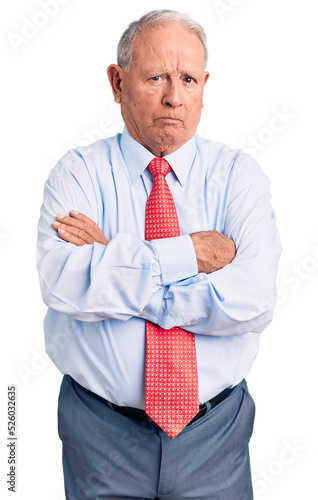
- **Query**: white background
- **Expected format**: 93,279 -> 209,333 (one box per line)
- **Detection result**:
1,0 -> 317,498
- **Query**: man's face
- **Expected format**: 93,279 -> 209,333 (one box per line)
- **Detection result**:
108,23 -> 210,156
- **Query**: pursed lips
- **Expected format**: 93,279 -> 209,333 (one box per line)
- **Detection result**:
155,117 -> 182,122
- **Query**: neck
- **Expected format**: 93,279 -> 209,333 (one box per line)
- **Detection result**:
140,139 -> 189,157
125,126 -> 194,157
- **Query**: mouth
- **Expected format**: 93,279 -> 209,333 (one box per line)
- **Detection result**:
155,117 -> 182,123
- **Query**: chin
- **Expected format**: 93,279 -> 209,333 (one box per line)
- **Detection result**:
155,128 -> 184,145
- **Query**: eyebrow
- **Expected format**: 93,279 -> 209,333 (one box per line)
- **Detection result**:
142,68 -> 203,78
141,67 -> 168,76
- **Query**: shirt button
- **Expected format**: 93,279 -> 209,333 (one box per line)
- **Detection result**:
140,310 -> 146,317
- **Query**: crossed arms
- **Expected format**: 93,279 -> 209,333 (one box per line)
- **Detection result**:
52,211 -> 236,274
37,148 -> 281,335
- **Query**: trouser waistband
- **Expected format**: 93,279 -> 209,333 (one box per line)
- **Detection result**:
72,378 -> 238,428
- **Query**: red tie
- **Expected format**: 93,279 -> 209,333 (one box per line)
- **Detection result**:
144,157 -> 199,439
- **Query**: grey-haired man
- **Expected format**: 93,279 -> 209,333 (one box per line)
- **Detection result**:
37,9 -> 281,500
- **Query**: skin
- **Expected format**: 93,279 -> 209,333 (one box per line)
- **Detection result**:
107,24 -> 210,157
52,23 -> 236,273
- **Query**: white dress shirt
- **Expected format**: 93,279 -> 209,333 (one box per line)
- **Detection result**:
37,127 -> 281,408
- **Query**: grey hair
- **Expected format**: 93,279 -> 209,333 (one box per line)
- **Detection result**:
117,10 -> 208,71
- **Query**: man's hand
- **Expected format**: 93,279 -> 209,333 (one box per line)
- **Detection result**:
190,230 -> 236,274
52,211 -> 109,246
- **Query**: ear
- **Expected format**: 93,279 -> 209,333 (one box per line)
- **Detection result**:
201,72 -> 210,109
107,64 -> 124,104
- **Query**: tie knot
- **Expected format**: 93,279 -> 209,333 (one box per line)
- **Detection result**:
147,158 -> 171,178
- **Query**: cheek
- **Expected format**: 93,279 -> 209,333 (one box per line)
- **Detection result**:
121,97 -> 152,130
127,88 -> 156,112
187,95 -> 204,118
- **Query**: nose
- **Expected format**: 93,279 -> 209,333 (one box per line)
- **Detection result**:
162,79 -> 183,108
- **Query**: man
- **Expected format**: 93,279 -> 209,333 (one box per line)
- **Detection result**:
37,9 -> 281,500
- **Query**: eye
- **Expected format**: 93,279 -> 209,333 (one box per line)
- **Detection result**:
184,76 -> 195,84
151,76 -> 161,81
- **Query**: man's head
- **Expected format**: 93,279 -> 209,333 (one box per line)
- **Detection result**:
107,10 -> 210,157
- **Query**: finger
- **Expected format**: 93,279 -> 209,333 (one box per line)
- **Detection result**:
53,221 -> 95,244
69,211 -> 107,243
69,210 -> 99,229
56,227 -> 87,246
69,211 -> 109,245
56,213 -> 87,229
56,213 -> 102,241
70,210 -> 109,245
55,213 -> 108,245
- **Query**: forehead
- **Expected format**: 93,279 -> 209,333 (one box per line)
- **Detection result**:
131,23 -> 205,71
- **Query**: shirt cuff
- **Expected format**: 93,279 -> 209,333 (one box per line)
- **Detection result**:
151,235 -> 198,286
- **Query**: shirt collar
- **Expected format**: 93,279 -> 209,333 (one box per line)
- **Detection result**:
120,126 -> 197,187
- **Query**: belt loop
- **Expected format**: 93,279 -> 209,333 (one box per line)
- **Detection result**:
205,401 -> 212,413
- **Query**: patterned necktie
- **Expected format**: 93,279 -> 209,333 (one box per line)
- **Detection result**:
144,157 -> 199,439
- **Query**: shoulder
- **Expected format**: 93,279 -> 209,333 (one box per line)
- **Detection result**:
195,135 -> 268,184
48,134 -> 121,180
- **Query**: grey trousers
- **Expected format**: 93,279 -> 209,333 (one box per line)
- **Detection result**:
58,375 -> 255,500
